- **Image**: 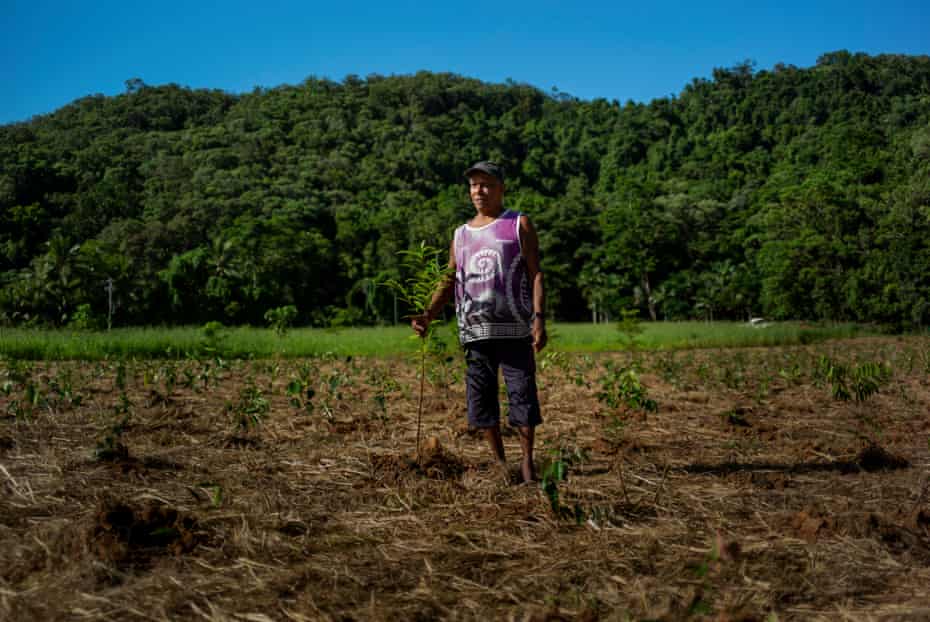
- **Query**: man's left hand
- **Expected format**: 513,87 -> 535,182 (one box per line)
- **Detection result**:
532,319 -> 547,353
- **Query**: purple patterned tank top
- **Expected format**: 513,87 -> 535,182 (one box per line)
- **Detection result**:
453,210 -> 533,344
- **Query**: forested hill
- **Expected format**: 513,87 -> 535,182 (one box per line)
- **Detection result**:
2,51 -> 930,329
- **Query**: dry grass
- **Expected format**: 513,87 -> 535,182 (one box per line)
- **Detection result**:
1,337 -> 929,621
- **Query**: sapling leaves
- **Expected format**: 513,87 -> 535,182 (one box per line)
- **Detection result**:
380,242 -> 454,463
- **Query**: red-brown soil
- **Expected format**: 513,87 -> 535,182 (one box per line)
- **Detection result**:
1,337 -> 929,620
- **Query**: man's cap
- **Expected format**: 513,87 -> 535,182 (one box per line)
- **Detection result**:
464,161 -> 504,183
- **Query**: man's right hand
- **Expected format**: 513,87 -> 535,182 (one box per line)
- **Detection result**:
410,314 -> 431,337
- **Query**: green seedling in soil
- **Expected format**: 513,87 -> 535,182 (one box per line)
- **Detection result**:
230,383 -> 270,431
7,379 -> 44,420
315,368 -> 351,419
286,377 -> 316,416
196,482 -> 223,508
695,360 -> 711,384
816,356 -> 891,403
2,358 -> 33,386
181,365 -> 197,391
285,360 -> 319,415
381,241 -> 454,463
147,368 -> 174,408
45,368 -> 83,412
574,355 -> 595,387
114,359 -> 127,392
778,361 -> 804,386
196,359 -> 225,390
539,440 -> 588,521
94,414 -> 131,461
716,354 -> 747,391
158,362 -> 178,396
817,355 -> 893,442
539,350 -> 568,374
597,362 -> 658,416
114,392 -> 133,416
653,350 -> 686,389
539,351 -> 591,388
96,393 -> 133,461
754,375 -> 772,404
366,364 -> 400,426
263,361 -> 282,392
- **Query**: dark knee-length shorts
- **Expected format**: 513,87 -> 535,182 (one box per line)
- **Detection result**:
465,338 -> 542,428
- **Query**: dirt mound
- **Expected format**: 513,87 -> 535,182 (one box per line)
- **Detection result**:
906,509 -> 930,535
371,437 -> 466,484
855,443 -> 909,472
223,434 -> 262,449
87,498 -> 200,567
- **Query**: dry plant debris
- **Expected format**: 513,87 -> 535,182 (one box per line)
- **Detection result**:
1,337 -> 929,620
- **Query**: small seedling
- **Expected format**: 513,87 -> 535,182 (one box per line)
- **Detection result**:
229,384 -> 270,431
366,364 -> 400,425
540,440 -> 589,521
197,482 -> 223,508
95,414 -> 131,461
817,355 -> 893,442
597,362 -> 658,415
93,391 -> 135,461
816,356 -> 891,403
286,378 -> 316,415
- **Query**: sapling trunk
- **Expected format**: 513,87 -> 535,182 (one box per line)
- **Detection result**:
417,346 -> 426,462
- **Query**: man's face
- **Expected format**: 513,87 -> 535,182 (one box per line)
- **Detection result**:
468,172 -> 504,212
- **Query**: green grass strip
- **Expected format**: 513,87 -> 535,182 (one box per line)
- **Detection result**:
0,321 -> 877,360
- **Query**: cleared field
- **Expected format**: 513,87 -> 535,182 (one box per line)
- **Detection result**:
1,336 -> 929,620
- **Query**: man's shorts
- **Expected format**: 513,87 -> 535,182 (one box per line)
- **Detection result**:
465,338 -> 542,428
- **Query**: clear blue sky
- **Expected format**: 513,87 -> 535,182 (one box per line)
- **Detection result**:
3,0 -> 928,125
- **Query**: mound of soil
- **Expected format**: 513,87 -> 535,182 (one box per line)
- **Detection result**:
855,443 -> 910,472
94,440 -> 130,462
371,437 -> 466,484
87,499 -> 200,567
223,434 -> 262,449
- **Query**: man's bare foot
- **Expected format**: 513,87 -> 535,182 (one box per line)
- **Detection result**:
521,459 -> 537,484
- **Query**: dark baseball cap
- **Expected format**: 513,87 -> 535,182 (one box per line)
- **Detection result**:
463,161 -> 504,183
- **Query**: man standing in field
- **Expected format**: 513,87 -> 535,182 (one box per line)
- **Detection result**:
412,161 -> 547,483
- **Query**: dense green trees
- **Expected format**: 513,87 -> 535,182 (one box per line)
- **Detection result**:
2,53 -> 929,328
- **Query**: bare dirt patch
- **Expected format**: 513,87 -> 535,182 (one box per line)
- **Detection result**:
1,337 -> 929,620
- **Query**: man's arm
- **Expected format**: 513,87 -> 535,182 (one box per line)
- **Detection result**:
411,238 -> 456,337
520,215 -> 547,352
